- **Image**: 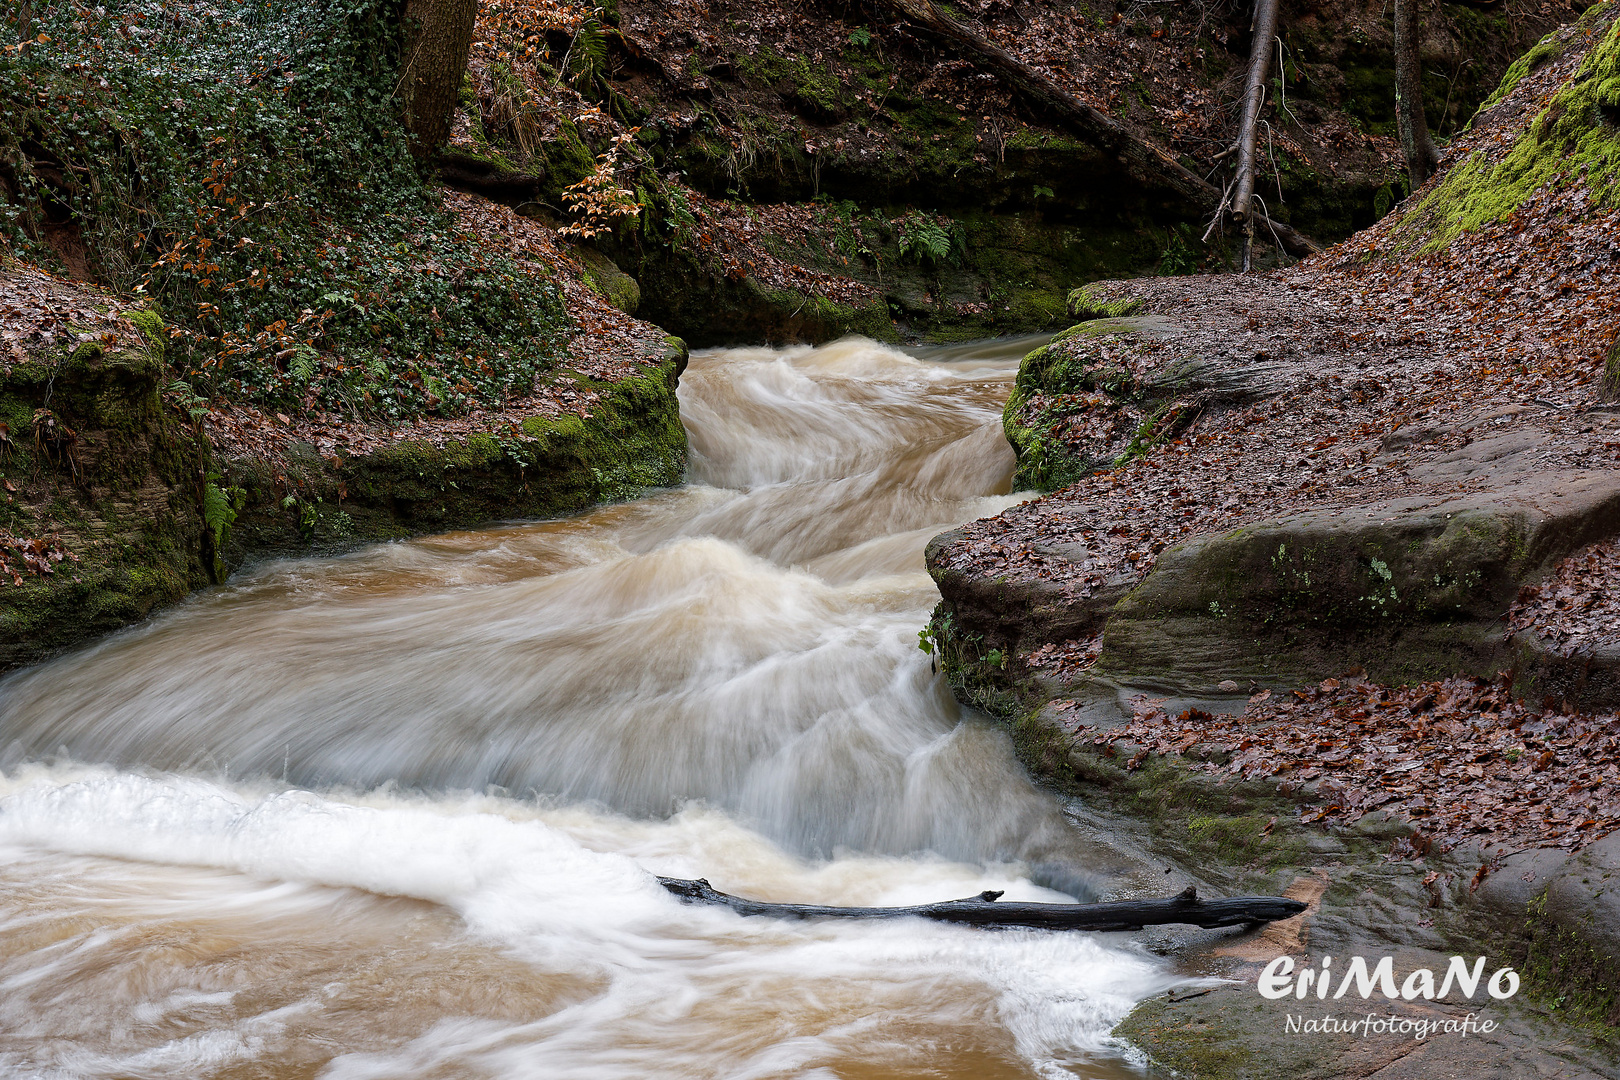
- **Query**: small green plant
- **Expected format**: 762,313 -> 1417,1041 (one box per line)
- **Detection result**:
201,472 -> 245,575
895,210 -> 953,266
848,27 -> 873,48
565,19 -> 609,96
1113,402 -> 1174,465
1157,222 -> 1201,276
661,183 -> 700,248
1374,183 -> 1395,219
202,474 -> 240,550
166,380 -> 211,426
1373,175 -> 1410,219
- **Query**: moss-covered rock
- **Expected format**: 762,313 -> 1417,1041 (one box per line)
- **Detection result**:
223,346 -> 689,562
0,307 -> 213,670
576,246 -> 643,315
1067,283 -> 1146,320
1000,315 -> 1182,491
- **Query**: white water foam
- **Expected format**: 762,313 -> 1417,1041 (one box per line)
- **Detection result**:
0,767 -> 1176,1079
0,336 -> 1182,1078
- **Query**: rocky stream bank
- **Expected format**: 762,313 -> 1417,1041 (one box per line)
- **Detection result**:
922,11 -> 1620,1073
0,227 -> 688,671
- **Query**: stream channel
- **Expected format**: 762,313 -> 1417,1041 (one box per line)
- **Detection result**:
0,336 -> 1192,1079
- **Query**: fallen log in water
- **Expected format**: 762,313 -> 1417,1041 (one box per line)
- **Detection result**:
658,878 -> 1307,932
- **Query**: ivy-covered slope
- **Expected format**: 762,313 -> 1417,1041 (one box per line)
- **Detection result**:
3,0 -> 571,424
0,1 -> 691,669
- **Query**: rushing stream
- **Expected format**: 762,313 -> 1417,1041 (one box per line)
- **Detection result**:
0,336 -> 1178,1079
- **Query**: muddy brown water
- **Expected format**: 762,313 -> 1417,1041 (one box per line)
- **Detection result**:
0,336 -> 1181,1079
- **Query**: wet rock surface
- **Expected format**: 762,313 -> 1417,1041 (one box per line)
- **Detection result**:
1047,752 -> 1620,1078
927,270 -> 1620,703
1098,472 -> 1620,695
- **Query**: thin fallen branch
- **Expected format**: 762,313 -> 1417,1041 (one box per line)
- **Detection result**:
658,877 -> 1308,931
872,0 -> 1321,258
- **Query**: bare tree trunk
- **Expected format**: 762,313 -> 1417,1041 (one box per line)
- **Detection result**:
1394,0 -> 1440,189
399,0 -> 480,159
1232,0 -> 1280,272
873,0 -> 1321,258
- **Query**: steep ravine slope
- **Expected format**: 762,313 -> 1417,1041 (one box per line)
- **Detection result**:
928,2 -> 1620,718
446,0 -> 1575,345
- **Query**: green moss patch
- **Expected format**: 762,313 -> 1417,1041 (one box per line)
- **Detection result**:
1518,891 -> 1620,1031
1067,284 -> 1145,320
224,353 -> 688,561
1394,16 -> 1620,251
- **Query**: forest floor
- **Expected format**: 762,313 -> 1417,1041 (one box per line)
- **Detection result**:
928,10 -> 1620,863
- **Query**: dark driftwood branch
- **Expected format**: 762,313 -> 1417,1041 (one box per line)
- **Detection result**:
871,0 -> 1321,258
658,877 -> 1308,931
